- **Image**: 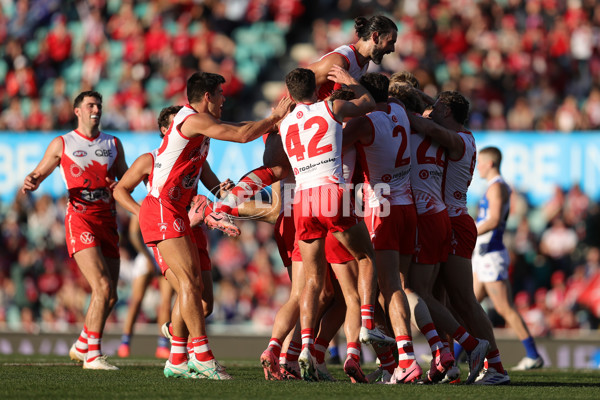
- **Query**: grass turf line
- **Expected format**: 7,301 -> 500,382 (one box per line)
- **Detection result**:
1,356 -> 599,400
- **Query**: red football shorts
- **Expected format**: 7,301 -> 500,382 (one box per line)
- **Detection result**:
139,196 -> 191,245
413,209 -> 451,264
449,214 -> 477,259
152,226 -> 212,276
290,232 -> 354,265
275,213 -> 298,267
293,184 -> 357,241
65,209 -> 119,258
365,204 -> 417,254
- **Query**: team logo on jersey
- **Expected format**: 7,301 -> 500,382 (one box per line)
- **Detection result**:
296,111 -> 303,119
168,186 -> 181,201
73,150 -> 87,157
173,218 -> 185,232
182,173 -> 197,189
80,232 -> 95,244
381,174 -> 391,183
70,164 -> 83,178
453,190 -> 462,200
392,115 -> 398,123
419,169 -> 429,179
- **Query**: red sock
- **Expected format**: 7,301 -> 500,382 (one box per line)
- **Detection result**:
300,329 -> 314,354
76,325 -> 88,354
486,349 -> 505,374
169,335 -> 188,365
376,347 -> 397,373
421,323 -> 444,357
396,335 -> 416,369
279,352 -> 287,365
286,341 -> 301,362
215,166 -> 276,214
191,336 -> 214,362
314,338 -> 329,364
360,305 -> 375,329
86,330 -> 102,362
346,342 -> 361,362
452,327 -> 479,353
267,337 -> 282,358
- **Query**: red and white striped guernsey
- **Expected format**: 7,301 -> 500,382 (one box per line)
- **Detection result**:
60,129 -> 119,216
357,102 -> 413,207
147,105 -> 210,210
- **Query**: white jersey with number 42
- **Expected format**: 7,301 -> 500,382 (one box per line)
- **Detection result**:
280,101 -> 344,191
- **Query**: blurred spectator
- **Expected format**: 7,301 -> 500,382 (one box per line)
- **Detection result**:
46,14 -> 72,73
540,217 -> 578,275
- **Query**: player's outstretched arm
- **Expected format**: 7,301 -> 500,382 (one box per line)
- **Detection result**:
328,65 -> 375,121
182,97 -> 294,143
113,153 -> 153,217
407,113 -> 464,158
200,161 -> 233,198
22,137 -> 63,193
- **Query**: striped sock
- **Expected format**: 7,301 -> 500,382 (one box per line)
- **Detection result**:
76,326 -> 88,355
169,335 -> 188,365
360,305 -> 375,329
86,331 -> 102,363
286,341 -> 301,362
421,323 -> 444,357
187,344 -> 194,358
300,329 -> 314,354
452,327 -> 479,353
486,349 -> 505,374
279,352 -> 287,365
215,166 -> 276,214
376,347 -> 397,373
267,337 -> 282,358
191,336 -> 214,362
314,338 -> 329,364
347,342 -> 361,362
396,335 -> 416,369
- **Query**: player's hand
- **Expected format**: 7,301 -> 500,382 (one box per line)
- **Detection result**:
219,179 -> 234,198
327,64 -> 358,87
105,176 -> 118,191
271,96 -> 295,120
22,172 -> 41,193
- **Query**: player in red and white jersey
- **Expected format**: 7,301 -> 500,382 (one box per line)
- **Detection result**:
408,91 -> 508,385
22,91 -> 128,370
115,72 -> 293,380
310,15 -> 397,100
342,73 -> 422,383
280,66 -> 393,381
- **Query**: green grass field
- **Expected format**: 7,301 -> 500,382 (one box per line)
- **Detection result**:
1,356 -> 599,400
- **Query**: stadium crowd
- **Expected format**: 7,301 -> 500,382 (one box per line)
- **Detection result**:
1,0 -> 600,132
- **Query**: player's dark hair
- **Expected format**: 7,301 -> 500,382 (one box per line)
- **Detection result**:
157,105 -> 183,137
354,15 -> 397,41
390,71 -> 420,90
389,83 -> 426,114
187,72 -> 226,104
285,68 -> 316,102
360,73 -> 389,103
480,146 -> 502,169
73,90 -> 102,109
437,91 -> 470,125
328,89 -> 355,101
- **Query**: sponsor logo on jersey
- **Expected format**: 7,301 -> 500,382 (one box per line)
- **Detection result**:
158,222 -> 168,232
381,174 -> 391,183
73,150 -> 87,157
182,173 -> 197,189
80,232 -> 95,244
168,186 -> 181,201
173,218 -> 185,232
95,149 -> 113,157
293,168 -> 299,175
419,169 -> 429,179
155,162 -> 162,168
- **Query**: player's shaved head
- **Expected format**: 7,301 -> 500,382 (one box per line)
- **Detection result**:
479,146 -> 502,169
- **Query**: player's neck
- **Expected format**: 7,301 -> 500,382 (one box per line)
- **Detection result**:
353,40 -> 371,66
486,171 -> 501,182
77,125 -> 100,138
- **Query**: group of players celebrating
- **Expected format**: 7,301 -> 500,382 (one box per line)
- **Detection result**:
22,14 -> 543,384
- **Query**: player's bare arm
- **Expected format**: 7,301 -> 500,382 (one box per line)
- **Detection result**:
181,96 -> 294,143
407,113 -> 464,159
263,131 -> 291,180
113,153 -> 153,217
21,137 -> 63,193
308,53 -> 349,88
342,116 -> 373,149
476,182 -> 505,235
200,161 -> 233,198
328,65 -> 375,120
